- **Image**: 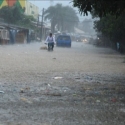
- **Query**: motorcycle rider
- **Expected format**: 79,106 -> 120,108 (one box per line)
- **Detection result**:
45,33 -> 55,51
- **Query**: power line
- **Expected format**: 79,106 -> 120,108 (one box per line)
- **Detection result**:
40,8 -> 44,40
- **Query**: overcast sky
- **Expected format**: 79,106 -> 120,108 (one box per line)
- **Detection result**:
29,0 -> 92,21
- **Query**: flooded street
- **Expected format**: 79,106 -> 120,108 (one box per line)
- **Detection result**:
0,42 -> 125,125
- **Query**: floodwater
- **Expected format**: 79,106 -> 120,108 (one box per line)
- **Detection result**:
0,42 -> 125,125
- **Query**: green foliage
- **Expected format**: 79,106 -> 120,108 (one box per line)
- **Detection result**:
94,12 -> 125,53
17,15 -> 36,29
0,6 -> 15,23
73,0 -> 125,51
0,4 -> 36,29
73,0 -> 125,17
0,4 -> 23,23
94,15 -> 114,37
94,13 -> 125,42
44,4 -> 79,32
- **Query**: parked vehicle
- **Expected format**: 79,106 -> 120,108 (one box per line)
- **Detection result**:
56,35 -> 71,47
54,33 -> 61,41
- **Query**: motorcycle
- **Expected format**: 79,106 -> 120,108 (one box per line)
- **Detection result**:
44,42 -> 55,51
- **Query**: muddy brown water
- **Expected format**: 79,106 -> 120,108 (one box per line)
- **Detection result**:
0,42 -> 125,125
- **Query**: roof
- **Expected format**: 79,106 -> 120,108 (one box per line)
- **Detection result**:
74,27 -> 85,34
0,22 -> 30,30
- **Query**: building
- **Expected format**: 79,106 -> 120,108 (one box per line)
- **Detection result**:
0,22 -> 32,44
25,1 -> 39,19
0,0 -> 39,19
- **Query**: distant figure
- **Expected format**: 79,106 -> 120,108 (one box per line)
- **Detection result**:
45,33 -> 55,51
119,43 -> 124,54
117,42 -> 120,51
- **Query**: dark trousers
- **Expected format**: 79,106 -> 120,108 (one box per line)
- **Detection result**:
48,42 -> 54,49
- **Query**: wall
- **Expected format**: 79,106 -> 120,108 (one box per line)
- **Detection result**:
25,1 -> 39,19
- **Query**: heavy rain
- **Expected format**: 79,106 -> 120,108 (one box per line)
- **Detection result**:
0,0 -> 125,125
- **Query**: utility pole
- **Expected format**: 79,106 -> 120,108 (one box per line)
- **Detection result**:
37,15 -> 39,28
40,8 -> 44,41
37,15 -> 39,40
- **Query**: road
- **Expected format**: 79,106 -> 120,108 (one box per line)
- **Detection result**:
0,42 -> 125,125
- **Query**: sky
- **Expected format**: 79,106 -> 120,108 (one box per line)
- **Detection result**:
29,0 -> 92,21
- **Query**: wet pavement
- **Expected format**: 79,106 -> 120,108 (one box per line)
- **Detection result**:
0,42 -> 125,125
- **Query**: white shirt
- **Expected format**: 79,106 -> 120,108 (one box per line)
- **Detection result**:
45,36 -> 55,43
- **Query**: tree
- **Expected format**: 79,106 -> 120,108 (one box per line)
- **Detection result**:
94,15 -> 115,38
17,15 -> 36,29
73,0 -> 125,52
61,6 -> 79,32
0,4 -> 23,23
73,0 -> 125,17
44,4 -> 79,33
94,12 -> 125,51
0,4 -> 36,29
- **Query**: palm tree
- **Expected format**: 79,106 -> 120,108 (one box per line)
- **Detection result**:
44,4 -> 79,33
61,6 -> 79,32
44,4 -> 63,32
